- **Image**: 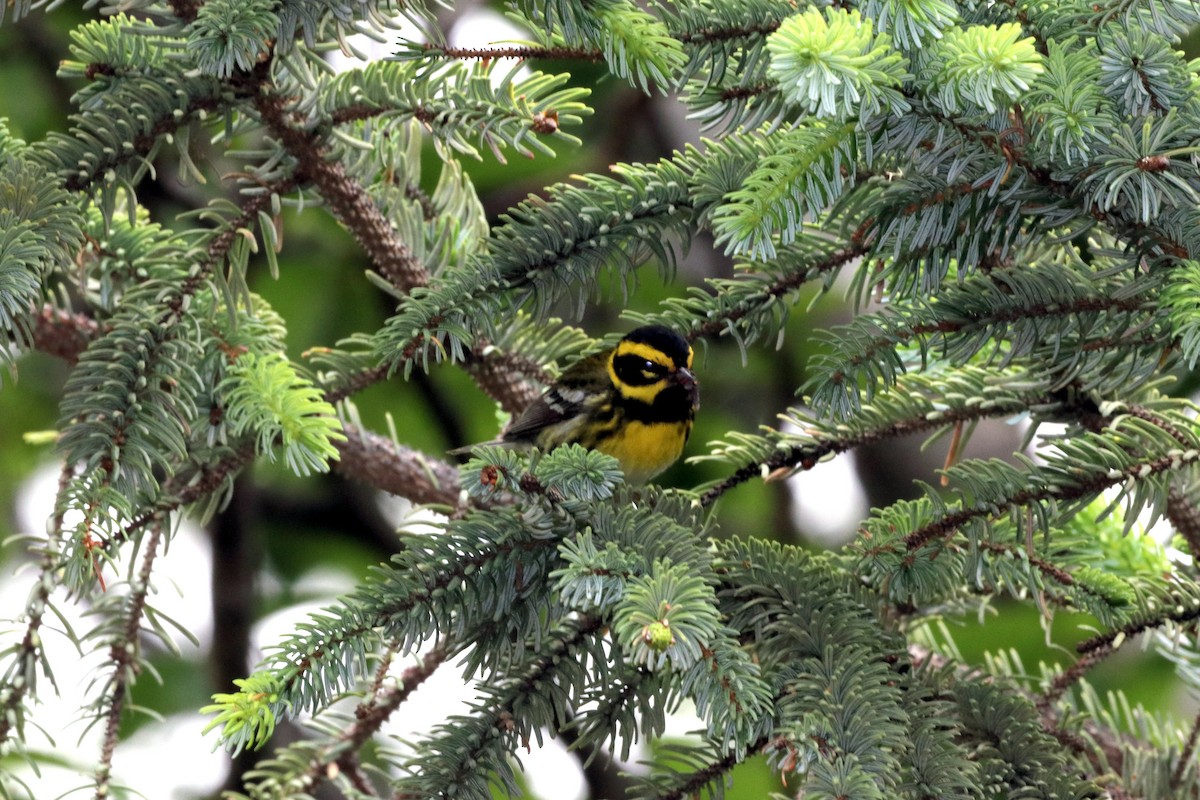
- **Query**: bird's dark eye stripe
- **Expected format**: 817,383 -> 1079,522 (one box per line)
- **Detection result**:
613,353 -> 667,385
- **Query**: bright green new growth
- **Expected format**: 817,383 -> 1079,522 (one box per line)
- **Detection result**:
925,22 -> 1044,114
766,8 -> 908,119
220,352 -> 346,476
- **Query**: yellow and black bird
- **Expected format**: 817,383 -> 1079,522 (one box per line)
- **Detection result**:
461,325 -> 699,484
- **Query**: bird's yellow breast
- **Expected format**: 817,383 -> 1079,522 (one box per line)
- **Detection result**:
594,419 -> 691,484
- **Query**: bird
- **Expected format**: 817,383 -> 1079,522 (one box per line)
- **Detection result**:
455,325 -> 699,484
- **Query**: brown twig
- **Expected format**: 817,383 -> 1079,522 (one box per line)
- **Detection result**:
332,423 -> 462,508
1036,651 -> 1104,713
1076,599 -> 1200,657
1171,706 -> 1200,790
423,44 -> 603,61
323,364 -> 393,405
281,645 -> 449,798
166,178 -> 298,321
93,519 -> 166,800
248,69 -> 429,295
1167,483 -> 1200,566
675,21 -> 783,44
686,241 -> 868,345
461,343 -> 547,416
649,736 -> 773,800
699,392 -> 1064,507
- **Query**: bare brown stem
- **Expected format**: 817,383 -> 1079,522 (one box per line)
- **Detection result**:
333,423 -> 462,508
93,520 -> 165,799
249,72 -> 429,295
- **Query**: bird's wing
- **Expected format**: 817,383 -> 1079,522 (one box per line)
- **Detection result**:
502,350 -> 609,444
501,384 -> 590,443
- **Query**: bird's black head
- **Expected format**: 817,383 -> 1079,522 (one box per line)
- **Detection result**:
620,325 -> 693,370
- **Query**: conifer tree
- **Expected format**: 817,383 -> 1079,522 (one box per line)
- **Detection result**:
3,0 -> 1200,798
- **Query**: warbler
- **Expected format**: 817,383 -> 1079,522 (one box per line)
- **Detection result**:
459,325 -> 699,484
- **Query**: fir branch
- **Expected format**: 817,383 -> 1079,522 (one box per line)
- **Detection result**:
57,86 -> 226,192
278,645 -> 447,798
392,615 -> 607,799
92,518 -> 164,800
675,21 -> 782,45
699,379 -> 1065,507
1106,406 -> 1200,565
418,43 -> 604,61
647,735 -> 772,800
1037,651 -> 1106,713
347,646 -> 445,751
168,178 -> 298,320
46,31 -> 229,196
0,154 -> 85,365
332,424 -> 462,507
909,644 -> 1129,780
329,103 -> 436,128
632,231 -> 866,353
321,60 -> 591,160
901,449 -> 1155,554
47,180 -> 293,534
461,342 -> 547,415
563,663 -> 669,762
57,311 -> 203,510
1122,402 -> 1195,449
1076,595 -> 1200,656
869,409 -> 1200,602
91,444 -> 256,563
911,95 -> 1192,262
30,299 -> 461,514
247,68 -> 429,294
820,255 -> 1170,412
719,81 -> 775,102
321,364 -> 391,405
818,293 -> 1151,413
262,507 -> 562,715
977,540 -> 1077,589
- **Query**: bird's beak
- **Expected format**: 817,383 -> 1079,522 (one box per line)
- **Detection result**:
673,367 -> 699,408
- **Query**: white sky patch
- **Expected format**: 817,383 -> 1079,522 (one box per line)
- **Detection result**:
785,448 -> 869,547
522,736 -> 588,800
326,16 -> 429,73
120,714 -> 228,799
326,7 -> 530,84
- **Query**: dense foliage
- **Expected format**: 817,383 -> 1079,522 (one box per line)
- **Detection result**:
3,0 -> 1200,798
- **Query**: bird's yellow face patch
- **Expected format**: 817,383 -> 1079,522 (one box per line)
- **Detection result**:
608,340 -> 690,404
